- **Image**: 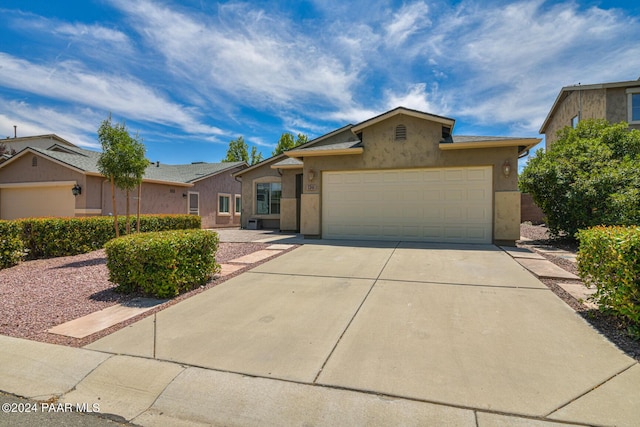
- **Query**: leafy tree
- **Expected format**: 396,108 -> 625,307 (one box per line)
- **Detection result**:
224,136 -> 263,165
224,136 -> 249,162
250,145 -> 263,165
97,115 -> 149,236
272,132 -> 308,156
0,143 -> 16,156
520,119 -> 640,238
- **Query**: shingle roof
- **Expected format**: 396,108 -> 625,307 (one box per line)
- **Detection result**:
9,146 -> 244,185
288,140 -> 363,153
271,157 -> 304,168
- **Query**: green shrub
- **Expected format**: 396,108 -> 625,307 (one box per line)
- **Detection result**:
520,120 -> 640,238
18,215 -> 201,259
577,226 -> 640,338
105,230 -> 220,298
0,220 -> 27,269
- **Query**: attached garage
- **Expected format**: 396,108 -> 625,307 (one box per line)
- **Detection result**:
322,167 -> 493,243
0,182 -> 76,220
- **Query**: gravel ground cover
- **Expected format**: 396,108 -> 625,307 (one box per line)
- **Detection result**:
0,242 -> 297,348
519,223 -> 640,361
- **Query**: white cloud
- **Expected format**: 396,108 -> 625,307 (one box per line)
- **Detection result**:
419,0 -> 640,133
384,1 -> 431,47
384,83 -> 438,113
55,23 -> 130,45
112,0 -> 360,111
0,53 -> 225,136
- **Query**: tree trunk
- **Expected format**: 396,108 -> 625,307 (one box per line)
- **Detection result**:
136,183 -> 141,233
125,189 -> 131,235
111,177 -> 119,238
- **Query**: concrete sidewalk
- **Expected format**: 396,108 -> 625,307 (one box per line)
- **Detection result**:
1,241 -> 639,426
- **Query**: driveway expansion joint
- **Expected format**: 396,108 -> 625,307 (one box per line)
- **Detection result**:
312,241 -> 401,384
544,361 -> 639,419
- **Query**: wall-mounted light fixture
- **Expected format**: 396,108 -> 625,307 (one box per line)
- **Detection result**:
71,184 -> 82,196
308,169 -> 315,181
502,160 -> 511,178
183,193 -> 187,198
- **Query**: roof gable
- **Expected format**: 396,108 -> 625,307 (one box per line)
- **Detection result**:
540,78 -> 640,134
352,107 -> 455,133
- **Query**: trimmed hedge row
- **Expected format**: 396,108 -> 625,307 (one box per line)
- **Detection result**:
0,220 -> 26,269
105,230 -> 220,298
0,215 -> 201,267
577,226 -> 640,338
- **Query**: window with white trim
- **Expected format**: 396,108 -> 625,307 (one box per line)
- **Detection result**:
256,182 -> 281,215
188,192 -> 199,216
234,195 -> 241,215
571,115 -> 579,128
627,88 -> 640,124
218,194 -> 230,215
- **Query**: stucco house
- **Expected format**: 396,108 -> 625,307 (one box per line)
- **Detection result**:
235,107 -> 540,245
0,136 -> 246,228
540,78 -> 640,147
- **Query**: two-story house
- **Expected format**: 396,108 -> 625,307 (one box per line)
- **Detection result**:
540,78 -> 640,147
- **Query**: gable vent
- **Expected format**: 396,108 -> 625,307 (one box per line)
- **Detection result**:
32,156 -> 38,167
395,124 -> 407,141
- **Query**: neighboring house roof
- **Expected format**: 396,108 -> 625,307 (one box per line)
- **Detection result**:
540,78 -> 640,134
0,145 -> 246,186
1,134 -> 78,152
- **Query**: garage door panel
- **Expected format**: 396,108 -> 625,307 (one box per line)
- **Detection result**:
322,167 -> 492,243
1,186 -> 75,220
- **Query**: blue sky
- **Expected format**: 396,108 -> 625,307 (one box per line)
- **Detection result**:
1,0 -> 639,167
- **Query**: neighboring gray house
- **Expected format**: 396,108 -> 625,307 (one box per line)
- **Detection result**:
0,138 -> 246,228
540,78 -> 640,147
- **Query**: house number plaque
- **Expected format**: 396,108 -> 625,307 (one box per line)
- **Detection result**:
307,184 -> 317,191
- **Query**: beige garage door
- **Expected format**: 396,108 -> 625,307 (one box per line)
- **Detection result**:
322,167 -> 493,243
0,184 -> 75,220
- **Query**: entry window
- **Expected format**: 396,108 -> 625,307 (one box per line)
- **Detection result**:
235,195 -> 241,215
627,88 -> 640,124
188,192 -> 199,215
218,194 -> 230,214
256,182 -> 281,215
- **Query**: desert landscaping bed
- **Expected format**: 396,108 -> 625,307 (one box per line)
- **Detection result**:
519,223 -> 640,361
0,242 -> 298,348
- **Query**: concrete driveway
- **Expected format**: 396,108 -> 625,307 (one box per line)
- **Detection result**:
78,240 -> 639,425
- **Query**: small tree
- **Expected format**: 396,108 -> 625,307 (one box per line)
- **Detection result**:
250,146 -> 263,165
272,132 -> 307,156
97,115 -> 148,236
224,136 -> 249,162
223,136 -> 263,165
520,119 -> 640,238
0,143 -> 17,156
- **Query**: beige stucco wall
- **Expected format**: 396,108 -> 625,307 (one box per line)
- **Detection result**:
237,159 -> 282,229
301,114 -> 520,242
0,153 -> 86,215
494,191 -> 521,243
545,86 -> 640,147
544,89 -> 606,147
